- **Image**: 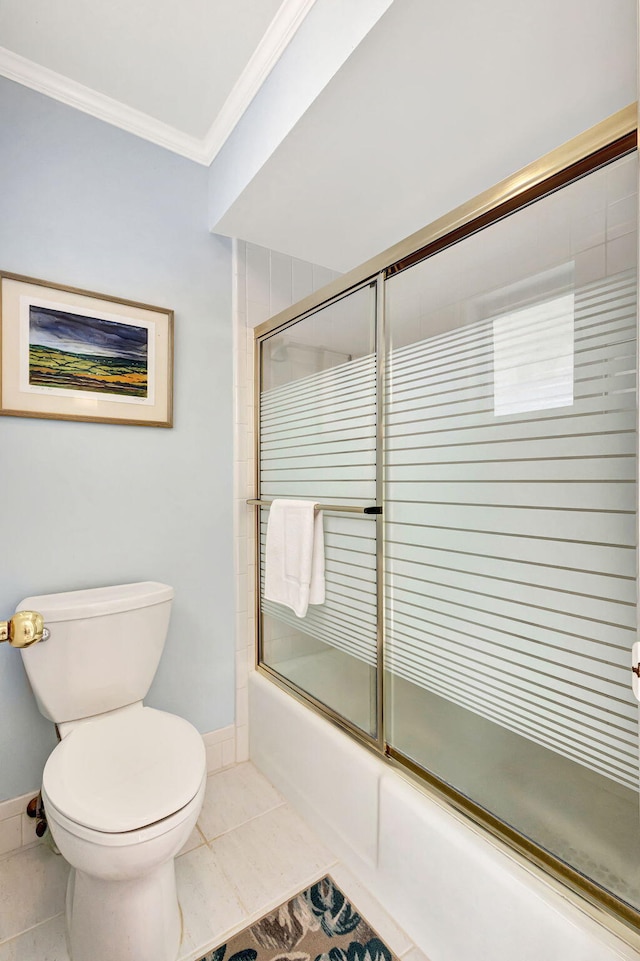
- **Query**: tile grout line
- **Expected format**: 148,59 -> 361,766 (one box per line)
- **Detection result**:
194,824 -> 208,846
0,839 -> 42,865
0,909 -> 65,948
179,864 -> 341,961
195,795 -> 288,848
241,863 -> 340,922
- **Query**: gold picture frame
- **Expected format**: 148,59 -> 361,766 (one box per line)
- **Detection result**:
0,272 -> 173,427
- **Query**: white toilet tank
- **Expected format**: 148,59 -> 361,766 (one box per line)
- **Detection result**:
18,582 -> 174,724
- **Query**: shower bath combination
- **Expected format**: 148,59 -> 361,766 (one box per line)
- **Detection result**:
249,106 -> 640,937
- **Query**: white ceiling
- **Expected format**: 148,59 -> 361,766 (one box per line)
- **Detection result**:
213,0 -> 637,272
0,0 -> 636,276
0,0 -> 313,160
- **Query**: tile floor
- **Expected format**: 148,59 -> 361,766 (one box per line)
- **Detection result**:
0,762 -> 427,961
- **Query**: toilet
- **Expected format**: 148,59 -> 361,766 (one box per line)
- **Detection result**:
18,582 -> 207,961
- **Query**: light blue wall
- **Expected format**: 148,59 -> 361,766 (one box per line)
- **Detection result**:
0,79 -> 234,801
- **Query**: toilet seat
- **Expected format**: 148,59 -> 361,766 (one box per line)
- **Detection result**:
43,706 -> 205,834
41,774 -> 206,849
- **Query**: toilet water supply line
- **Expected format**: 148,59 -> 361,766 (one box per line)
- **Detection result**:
0,611 -> 49,647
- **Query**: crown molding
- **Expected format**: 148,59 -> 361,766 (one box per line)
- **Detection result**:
202,0 -> 318,165
0,46 -> 209,163
0,0 -> 317,168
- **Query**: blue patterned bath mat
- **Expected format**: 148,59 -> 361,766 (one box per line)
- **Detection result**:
198,876 -> 397,961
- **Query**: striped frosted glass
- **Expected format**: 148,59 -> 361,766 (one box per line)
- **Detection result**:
260,353 -> 377,504
385,269 -> 638,789
260,353 -> 377,665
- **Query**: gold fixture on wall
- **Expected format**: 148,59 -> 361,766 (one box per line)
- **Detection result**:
0,611 -> 48,648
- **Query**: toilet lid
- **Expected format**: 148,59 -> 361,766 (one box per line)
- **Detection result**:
43,707 -> 206,833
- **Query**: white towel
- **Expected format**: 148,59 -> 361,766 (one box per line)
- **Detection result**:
264,499 -> 325,618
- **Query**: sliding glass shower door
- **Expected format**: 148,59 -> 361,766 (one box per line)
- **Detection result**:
384,152 -> 640,909
253,111 -> 640,930
258,284 -> 380,738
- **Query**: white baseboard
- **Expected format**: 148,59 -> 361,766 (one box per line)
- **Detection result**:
0,789 -> 41,858
202,724 -> 237,772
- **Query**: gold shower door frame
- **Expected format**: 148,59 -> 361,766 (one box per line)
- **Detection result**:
251,104 -> 640,944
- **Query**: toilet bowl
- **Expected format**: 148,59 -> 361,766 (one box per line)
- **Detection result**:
18,582 -> 207,961
43,703 -> 206,961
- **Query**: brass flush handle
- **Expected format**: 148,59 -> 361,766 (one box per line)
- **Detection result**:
0,611 -> 49,648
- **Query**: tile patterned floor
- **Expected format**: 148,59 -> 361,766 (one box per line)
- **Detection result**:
0,763 -> 427,961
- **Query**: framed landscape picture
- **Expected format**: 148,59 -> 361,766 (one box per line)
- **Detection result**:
0,273 -> 173,426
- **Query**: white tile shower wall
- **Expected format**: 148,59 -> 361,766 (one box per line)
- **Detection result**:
249,672 -> 640,961
232,238 -> 341,762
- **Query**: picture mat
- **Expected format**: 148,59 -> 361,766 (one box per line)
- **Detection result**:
1,276 -> 171,425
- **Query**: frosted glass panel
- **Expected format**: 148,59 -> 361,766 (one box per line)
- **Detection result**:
492,293 -> 575,415
259,285 -> 378,736
385,154 -> 640,907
